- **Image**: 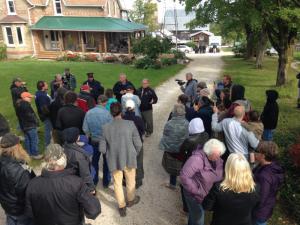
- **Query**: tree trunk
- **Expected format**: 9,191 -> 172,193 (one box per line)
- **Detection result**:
276,49 -> 288,86
245,24 -> 256,59
255,28 -> 268,69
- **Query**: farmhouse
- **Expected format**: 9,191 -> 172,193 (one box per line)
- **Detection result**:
0,0 -> 146,59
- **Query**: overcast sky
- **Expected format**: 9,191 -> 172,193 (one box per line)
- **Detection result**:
121,0 -> 185,22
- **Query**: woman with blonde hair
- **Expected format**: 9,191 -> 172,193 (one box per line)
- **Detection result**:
0,133 -> 35,225
203,153 -> 259,225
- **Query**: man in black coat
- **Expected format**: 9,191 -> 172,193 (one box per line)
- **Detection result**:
10,78 -> 28,109
261,90 -> 279,141
113,73 -> 135,102
82,72 -> 104,101
136,79 -> 158,137
63,127 -> 95,192
25,143 -> 101,225
56,91 -> 85,134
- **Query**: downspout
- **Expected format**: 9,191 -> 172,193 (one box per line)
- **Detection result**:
28,5 -> 36,57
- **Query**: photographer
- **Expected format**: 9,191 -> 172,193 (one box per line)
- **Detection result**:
10,78 -> 28,109
179,73 -> 198,107
62,68 -> 77,91
50,74 -> 63,99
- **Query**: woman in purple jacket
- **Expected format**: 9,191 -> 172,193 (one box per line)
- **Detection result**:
253,141 -> 284,225
180,139 -> 225,225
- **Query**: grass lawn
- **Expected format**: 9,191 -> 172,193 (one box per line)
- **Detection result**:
222,56 -> 300,225
0,59 -> 184,155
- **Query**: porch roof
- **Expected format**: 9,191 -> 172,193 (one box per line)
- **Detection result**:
30,16 -> 146,32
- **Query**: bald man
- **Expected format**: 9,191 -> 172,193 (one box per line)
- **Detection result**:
211,105 -> 259,158
113,73 -> 135,102
180,73 -> 198,107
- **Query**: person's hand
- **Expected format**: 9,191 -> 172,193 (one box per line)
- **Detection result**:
212,105 -> 219,114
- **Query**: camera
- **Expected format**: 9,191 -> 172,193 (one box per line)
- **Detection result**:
175,79 -> 186,86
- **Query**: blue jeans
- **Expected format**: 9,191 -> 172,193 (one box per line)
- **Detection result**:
6,214 -> 33,225
44,119 -> 52,147
91,141 -> 111,186
170,175 -> 177,186
255,220 -> 267,225
24,128 -> 39,156
263,129 -> 274,141
183,188 -> 205,225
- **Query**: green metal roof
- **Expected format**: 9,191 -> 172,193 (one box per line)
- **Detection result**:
30,16 -> 147,32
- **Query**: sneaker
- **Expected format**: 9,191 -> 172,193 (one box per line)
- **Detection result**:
127,195 -> 140,207
31,154 -> 44,160
119,207 -> 127,217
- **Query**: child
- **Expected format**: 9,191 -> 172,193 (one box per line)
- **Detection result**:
260,90 -> 279,141
242,110 -> 264,140
253,141 -> 284,225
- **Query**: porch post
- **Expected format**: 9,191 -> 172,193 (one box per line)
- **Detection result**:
104,33 -> 107,53
80,32 -> 85,52
58,31 -> 64,51
128,33 -> 131,54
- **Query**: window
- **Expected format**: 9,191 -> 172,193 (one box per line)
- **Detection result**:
54,0 -> 62,15
6,0 -> 16,15
16,27 -> 23,45
5,27 -> 14,46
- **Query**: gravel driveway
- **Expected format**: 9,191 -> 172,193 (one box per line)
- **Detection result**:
0,53 -> 226,225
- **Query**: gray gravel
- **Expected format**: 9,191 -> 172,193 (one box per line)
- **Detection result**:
0,53 -> 225,225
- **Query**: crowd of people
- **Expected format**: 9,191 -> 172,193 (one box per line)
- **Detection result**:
0,69 -> 285,225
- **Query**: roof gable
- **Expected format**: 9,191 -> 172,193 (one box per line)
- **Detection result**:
0,15 -> 27,24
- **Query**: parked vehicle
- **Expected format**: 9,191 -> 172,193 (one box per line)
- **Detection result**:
209,43 -> 221,53
172,45 -> 194,53
265,48 -> 278,56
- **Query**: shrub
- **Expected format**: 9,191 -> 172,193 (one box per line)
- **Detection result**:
103,54 -> 118,63
233,43 -> 246,57
85,54 -> 98,62
118,55 -> 132,64
171,50 -> 185,60
161,57 -> 177,66
134,57 -> 154,69
0,43 -> 7,60
150,60 -> 162,69
186,41 -> 197,50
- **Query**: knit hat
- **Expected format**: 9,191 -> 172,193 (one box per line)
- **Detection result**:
199,88 -> 210,97
197,81 -> 207,89
62,127 -> 80,143
189,118 -> 205,135
125,99 -> 135,110
0,133 -> 20,148
80,84 -> 90,92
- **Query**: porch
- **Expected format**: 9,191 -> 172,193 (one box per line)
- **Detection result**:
30,16 -> 146,59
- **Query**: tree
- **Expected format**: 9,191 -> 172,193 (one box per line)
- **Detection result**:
255,0 -> 300,86
130,0 -> 158,32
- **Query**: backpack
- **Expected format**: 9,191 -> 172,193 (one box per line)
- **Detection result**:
77,98 -> 89,112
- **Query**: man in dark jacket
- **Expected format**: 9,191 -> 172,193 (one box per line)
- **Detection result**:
10,78 -> 28,109
49,87 -> 68,145
297,72 -> 300,108
136,79 -> 158,137
82,72 -> 104,101
0,133 -> 35,225
26,143 -> 101,225
62,68 -> 77,91
113,73 -> 135,102
77,84 -> 95,112
35,81 -> 52,148
16,92 -> 43,159
50,74 -> 63,99
261,90 -> 279,141
63,127 -> 95,192
56,91 -> 85,134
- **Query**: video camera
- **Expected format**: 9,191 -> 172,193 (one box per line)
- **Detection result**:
175,79 -> 186,86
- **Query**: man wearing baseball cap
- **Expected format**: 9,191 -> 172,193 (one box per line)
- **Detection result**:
77,84 -> 95,112
82,72 -> 104,101
10,77 -> 28,109
15,92 -> 43,160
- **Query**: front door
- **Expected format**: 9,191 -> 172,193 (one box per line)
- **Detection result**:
43,31 -> 59,50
